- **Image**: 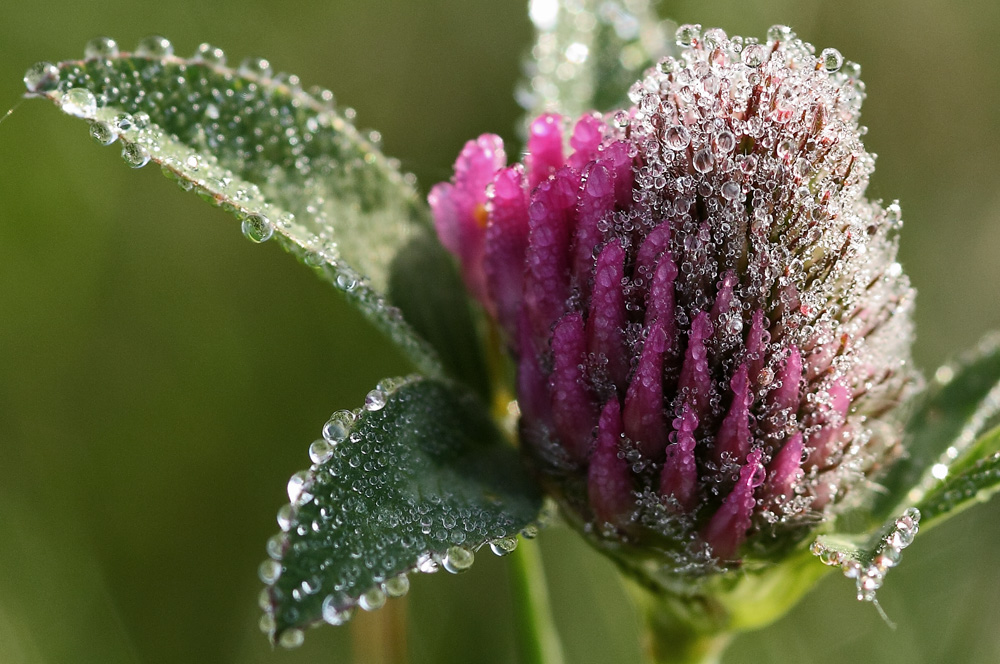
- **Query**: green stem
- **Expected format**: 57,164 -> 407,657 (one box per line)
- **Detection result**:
508,538 -> 566,664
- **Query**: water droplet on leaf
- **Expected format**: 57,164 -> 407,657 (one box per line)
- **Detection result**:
121,142 -> 150,168
241,213 -> 273,243
24,62 -> 60,93
135,35 -> 174,58
84,36 -> 119,59
60,88 -> 97,118
443,546 -> 474,573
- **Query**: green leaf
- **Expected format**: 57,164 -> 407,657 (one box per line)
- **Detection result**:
811,507 -> 921,605
258,376 -> 542,646
24,41 -> 475,379
389,234 -> 492,401
915,442 -> 1000,531
519,0 -> 674,121
872,333 -> 1000,521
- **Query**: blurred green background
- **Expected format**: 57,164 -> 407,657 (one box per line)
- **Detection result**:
2,0 -> 999,662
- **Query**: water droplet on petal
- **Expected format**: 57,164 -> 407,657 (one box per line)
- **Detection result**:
675,24 -> 701,47
136,35 -> 173,58
693,149 -> 714,173
121,142 -> 150,168
742,44 -> 767,68
89,121 -> 118,146
24,62 -> 60,93
665,125 -> 691,151
443,546 -> 475,573
84,36 -> 119,59
60,88 -> 97,118
241,213 -> 273,243
820,48 -> 844,72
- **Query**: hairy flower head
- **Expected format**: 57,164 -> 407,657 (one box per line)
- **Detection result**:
431,25 -> 918,573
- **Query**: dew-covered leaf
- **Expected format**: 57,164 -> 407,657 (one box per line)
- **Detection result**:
518,0 -> 673,121
811,507 -> 920,605
913,435 -> 1000,530
257,376 -> 542,646
872,334 -> 1000,521
23,39 -> 485,380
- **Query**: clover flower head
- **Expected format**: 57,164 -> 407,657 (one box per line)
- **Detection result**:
431,24 -> 919,572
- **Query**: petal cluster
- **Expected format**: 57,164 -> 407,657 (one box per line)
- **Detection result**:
431,25 -> 918,569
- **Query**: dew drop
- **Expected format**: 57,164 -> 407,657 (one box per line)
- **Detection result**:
89,121 -> 118,146
24,62 -> 60,93
278,628 -> 304,649
359,587 -> 387,611
742,44 -> 767,68
675,24 -> 701,47
113,113 -> 134,132
336,272 -> 358,291
322,596 -> 354,625
820,48 -> 844,73
443,546 -> 475,573
364,388 -> 387,411
382,574 -> 410,598
136,35 -> 173,58
132,111 -> 150,129
266,533 -> 286,560
258,559 -> 282,584
60,88 -> 97,118
721,181 -> 741,201
322,411 -> 354,443
258,613 -> 275,634
193,43 -> 226,66
287,470 -> 309,503
241,213 -> 273,243
277,503 -> 293,531
84,36 -> 119,59
121,142 -> 150,168
309,438 -> 334,464
489,537 -> 518,556
239,57 -> 273,79
693,148 -> 714,174
258,588 -> 272,611
714,130 -> 736,154
665,125 -> 691,151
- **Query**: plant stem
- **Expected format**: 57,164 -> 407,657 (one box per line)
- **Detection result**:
508,538 -> 566,664
350,597 -> 409,664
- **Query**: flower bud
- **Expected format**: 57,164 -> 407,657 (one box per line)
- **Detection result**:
431,26 -> 918,573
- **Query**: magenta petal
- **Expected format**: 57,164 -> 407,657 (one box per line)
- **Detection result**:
429,134 -> 507,304
711,271 -> 738,325
569,114 -> 606,169
587,238 -> 629,391
624,321 -> 668,459
572,161 -> 614,297
805,382 -> 852,468
766,347 -> 803,415
660,406 -> 699,512
517,312 -> 551,427
701,449 -> 765,560
601,141 -> 633,207
745,308 -> 769,388
645,251 -> 679,340
523,168 -> 579,341
715,363 -> 751,464
635,224 -> 672,291
484,165 -> 531,341
678,312 -> 714,419
526,113 -> 565,190
550,313 -> 598,463
588,399 -> 633,527
763,433 -> 804,505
